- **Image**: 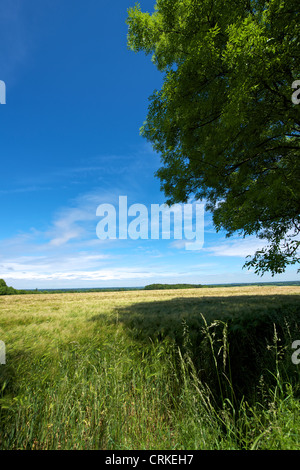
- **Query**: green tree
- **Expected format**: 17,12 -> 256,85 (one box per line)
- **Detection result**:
0,279 -> 8,295
0,279 -> 17,295
127,0 -> 300,275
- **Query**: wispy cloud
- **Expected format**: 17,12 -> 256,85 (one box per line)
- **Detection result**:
48,208 -> 93,247
204,236 -> 268,258
10,148 -> 161,194
0,262 -> 217,284
0,251 -> 111,277
0,186 -> 53,195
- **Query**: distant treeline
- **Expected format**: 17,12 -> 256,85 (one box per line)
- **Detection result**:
1,278 -> 299,295
144,283 -> 203,290
0,280 -> 141,295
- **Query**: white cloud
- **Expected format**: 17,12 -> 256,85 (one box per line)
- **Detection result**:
0,252 -> 111,274
204,236 -> 268,258
0,265 -> 189,282
170,240 -> 187,250
48,210 -> 91,247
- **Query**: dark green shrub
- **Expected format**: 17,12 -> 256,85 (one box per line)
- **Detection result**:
0,279 -> 17,295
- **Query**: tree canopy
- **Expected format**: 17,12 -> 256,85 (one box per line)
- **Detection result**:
127,0 -> 300,275
0,279 -> 17,295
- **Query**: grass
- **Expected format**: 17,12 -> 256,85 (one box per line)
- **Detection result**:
0,285 -> 299,450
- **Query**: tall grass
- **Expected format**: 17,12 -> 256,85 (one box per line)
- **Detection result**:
0,286 -> 299,449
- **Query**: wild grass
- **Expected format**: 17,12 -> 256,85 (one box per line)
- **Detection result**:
0,286 -> 299,450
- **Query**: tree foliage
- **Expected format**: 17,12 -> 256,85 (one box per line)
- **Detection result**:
127,0 -> 300,275
0,279 -> 17,295
144,283 -> 202,289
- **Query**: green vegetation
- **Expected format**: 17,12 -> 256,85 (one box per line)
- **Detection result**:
0,280 -> 142,296
0,279 -> 17,296
144,283 -> 202,290
1,278 -> 299,297
127,0 -> 300,275
0,286 -> 299,449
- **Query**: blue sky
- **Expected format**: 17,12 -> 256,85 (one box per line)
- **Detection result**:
0,0 -> 298,289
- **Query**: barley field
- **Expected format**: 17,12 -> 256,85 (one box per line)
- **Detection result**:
0,285 -> 299,450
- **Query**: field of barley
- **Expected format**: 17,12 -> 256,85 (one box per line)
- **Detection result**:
0,285 -> 300,450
